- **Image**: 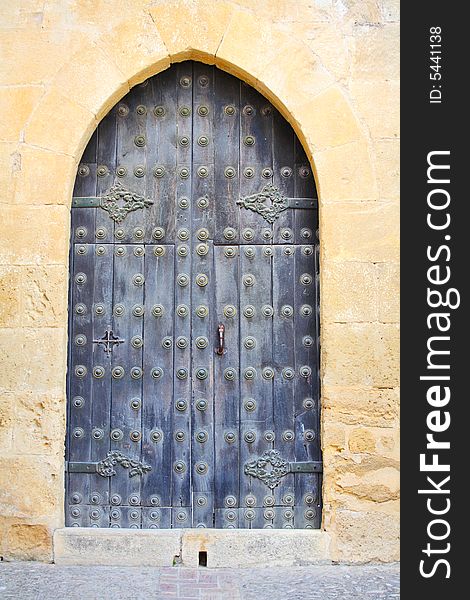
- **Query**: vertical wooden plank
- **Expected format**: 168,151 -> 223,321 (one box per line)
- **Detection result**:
171,62 -> 193,528
66,243 -> 95,526
272,244 -> 296,517
272,109 -> 295,245
141,245 -> 174,512
213,245 -> 240,527
213,68 -> 240,244
145,70 -> 178,244
96,109 -> 117,243
239,85 -> 274,245
294,137 -> 318,246
239,244 -> 273,529
109,245 -> 144,526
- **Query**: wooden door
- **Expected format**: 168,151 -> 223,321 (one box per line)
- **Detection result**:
66,61 -> 321,529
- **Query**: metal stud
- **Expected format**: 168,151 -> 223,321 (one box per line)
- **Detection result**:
115,228 -> 125,240
261,305 -> 274,317
154,246 -> 166,257
300,227 -> 313,240
224,166 -> 236,178
74,334 -> 87,346
198,166 -> 209,178
73,396 -> 84,408
243,305 -> 255,318
284,246 -> 294,256
281,166 -> 292,178
198,105 -> 209,116
75,303 -> 87,316
243,336 -> 256,350
195,305 -> 208,318
282,430 -> 295,442
150,429 -> 163,443
112,366 -> 124,379
304,430 -> 316,442
300,273 -> 312,285
177,273 -> 189,287
244,368 -> 256,380
114,246 -> 126,257
225,495 -> 237,507
152,304 -> 164,317
196,399 -> 207,411
97,165 -> 109,177
161,336 -> 172,349
134,246 -> 145,257
242,228 -> 255,241
179,167 -> 190,178
300,365 -> 312,378
179,136 -> 190,148
197,228 -> 209,241
242,274 -> 255,287
71,493 -> 83,504
176,510 -> 188,522
130,398 -> 141,410
243,105 -> 254,116
179,196 -> 189,209
300,304 -> 313,317
223,305 -> 236,318
280,228 -> 293,240
78,164 -> 90,177
74,365 -> 87,378
243,166 -> 254,178
302,245 -> 314,256
264,247 -> 273,257
134,165 -> 145,178
261,105 -> 273,116
75,272 -> 87,285
284,509 -> 294,520
95,303 -> 106,316
136,104 -> 147,115
178,245 -> 188,257
149,495 -> 161,506
96,227 -> 107,240
196,274 -> 208,287
196,430 -> 209,443
224,368 -> 236,381
303,398 -> 315,410
132,273 -> 145,287
224,105 -> 236,115
130,430 -> 141,442
282,367 -> 295,380
244,135 -> 255,146
175,399 -> 187,412
197,135 -> 209,147
195,462 -> 208,475
174,430 -> 185,442
299,166 -> 311,178
180,75 -> 191,87
179,106 -> 191,117
264,431 -> 275,442
283,494 -> 294,505
281,305 -> 294,318
223,227 -> 237,240
132,304 -> 144,317
303,335 -> 314,348
262,167 -> 273,179
224,431 -> 236,444
93,366 -> 105,379
196,243 -> 209,256
197,195 -> 209,209
151,367 -> 163,379
110,429 -> 123,441
305,508 -> 316,520
154,105 -> 165,117
224,247 -> 236,258
176,368 -> 188,380
196,496 -> 207,507
196,368 -> 208,380
264,508 -> 275,520
245,495 -> 256,507
134,135 -> 146,147
178,228 -> 190,241
117,104 -> 129,117
129,494 -> 140,506
131,367 -> 143,379
244,398 -> 256,412
133,227 -> 144,240
262,367 -> 275,380
116,165 -> 127,177
75,226 -> 87,239
195,336 -> 209,349
153,165 -> 165,178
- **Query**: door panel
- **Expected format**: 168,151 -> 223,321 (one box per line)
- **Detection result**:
66,61 -> 320,529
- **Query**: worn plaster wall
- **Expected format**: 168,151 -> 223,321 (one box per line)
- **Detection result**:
0,0 -> 399,563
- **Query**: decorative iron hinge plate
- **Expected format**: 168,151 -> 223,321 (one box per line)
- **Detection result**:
237,184 -> 317,223
244,450 -> 322,489
67,451 -> 152,478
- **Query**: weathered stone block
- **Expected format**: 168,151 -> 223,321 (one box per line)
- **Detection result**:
322,386 -> 399,428
0,267 -> 22,327
351,23 -> 400,82
21,265 -> 68,327
348,428 -> 377,453
0,393 -> 14,451
0,86 -> 44,142
377,262 -> 400,322
6,523 -> 52,561
374,139 -> 400,200
350,81 -> 399,140
14,392 -> 65,455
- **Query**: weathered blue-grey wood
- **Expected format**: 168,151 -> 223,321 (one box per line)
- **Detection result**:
294,137 -> 317,246
272,109 -> 295,245
142,506 -> 172,529
142,245 -> 174,510
213,245 -> 240,527
96,110 -> 117,243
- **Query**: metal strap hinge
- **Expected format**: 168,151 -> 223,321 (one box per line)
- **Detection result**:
67,461 -> 99,473
72,196 -> 100,208
66,451 -> 152,478
288,461 -> 323,473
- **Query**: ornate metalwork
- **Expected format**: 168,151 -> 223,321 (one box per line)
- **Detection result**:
93,328 -> 125,356
99,181 -> 153,224
244,450 -> 289,489
97,451 -> 151,478
237,184 -> 289,224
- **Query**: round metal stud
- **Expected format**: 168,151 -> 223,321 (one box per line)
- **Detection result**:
134,134 -> 146,147
262,367 -> 275,380
197,135 -> 209,147
281,166 -> 292,178
75,226 -> 87,239
196,243 -> 209,256
162,337 -> 172,349
136,104 -> 147,115
264,508 -> 275,520
151,228 -> 165,243
176,368 -> 188,380
151,367 -> 163,379
284,509 -> 294,520
130,430 -> 141,442
264,430 -> 275,442
196,399 -> 207,411
197,195 -> 209,209
153,165 -> 165,178
198,74 -> 209,87
196,274 -> 209,287
149,495 -> 161,507
244,135 -> 255,146
243,431 -> 256,444
176,336 -> 188,349
70,507 -> 81,518
75,272 -> 87,285
177,228 -> 190,241
95,303 -> 106,316
90,493 -> 101,505
179,106 -> 191,117
282,367 -> 295,380
134,246 -> 145,257
150,429 -> 163,443
74,365 -> 87,378
299,166 -> 311,178
281,305 -> 294,318
302,245 -> 314,256
176,510 -> 187,522
75,303 -> 87,316
195,305 -> 208,318
245,508 -> 255,520
175,399 -> 187,412
198,166 -> 209,178
300,228 -> 313,240
179,196 -> 189,209
129,495 -> 140,506
195,336 -> 209,349
243,336 -> 256,350
97,165 -> 109,178
198,105 -> 209,116
300,365 -> 312,378
224,247 -> 236,258
280,228 -> 293,240
110,428 -> 123,441
244,398 -> 256,412
262,230 -> 273,242
132,273 -> 145,286
90,509 -> 101,521
134,165 -> 145,178
303,398 -> 315,410
197,227 -> 209,241
132,304 -> 144,317
130,398 -> 141,410
305,508 -> 316,520
112,366 -> 124,379
244,368 -> 256,380
74,334 -> 87,346
261,305 -> 274,318
130,509 -> 139,520
73,427 -> 84,438
117,104 -> 129,117
243,105 -> 254,116
263,496 -> 275,507
177,245 -> 188,257
245,495 -> 256,507
300,304 -> 313,317
133,227 -> 144,240
300,273 -> 313,285
95,227 -> 107,240
304,493 -> 316,505
224,105 -> 236,116
262,167 -> 273,179
302,335 -> 314,348
131,367 -> 143,379
93,366 -> 105,379
196,368 -> 208,380
224,368 -> 236,381
242,274 -> 255,287
283,494 -> 294,505
243,305 -> 255,318
154,246 -> 166,258
242,228 -> 255,241
115,228 -> 125,240
196,430 -> 208,443
154,105 -> 165,117
78,164 -> 90,177
282,430 -> 295,442
223,305 -> 237,318
261,105 -> 273,116
284,246 -> 294,256
224,166 -> 236,178
115,246 -> 126,257
152,304 -> 164,317
195,462 -> 208,475
73,396 -> 84,408
225,510 -> 237,522
225,495 -> 237,507
116,165 -> 127,178
224,431 -> 236,444
179,166 -> 190,179
223,227 -> 237,241
174,430 -> 185,442
180,75 -> 191,87
243,167 -> 254,178
71,493 -> 82,504
177,273 -> 189,287
304,430 -> 316,442
197,496 -> 207,507
263,247 -> 273,258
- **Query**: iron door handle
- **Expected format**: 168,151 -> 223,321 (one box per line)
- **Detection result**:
216,323 -> 226,355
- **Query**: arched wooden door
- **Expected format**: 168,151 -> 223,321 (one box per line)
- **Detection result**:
66,61 -> 321,530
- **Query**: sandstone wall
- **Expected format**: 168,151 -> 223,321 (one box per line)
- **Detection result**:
0,0 -> 399,562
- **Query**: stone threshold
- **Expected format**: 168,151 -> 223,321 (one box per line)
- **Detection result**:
54,528 -> 332,568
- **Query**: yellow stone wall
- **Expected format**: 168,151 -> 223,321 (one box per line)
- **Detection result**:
0,0 -> 399,562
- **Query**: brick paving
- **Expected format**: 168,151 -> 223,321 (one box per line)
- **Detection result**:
0,562 -> 399,599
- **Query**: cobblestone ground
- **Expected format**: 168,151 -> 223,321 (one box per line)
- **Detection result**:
0,562 -> 399,600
